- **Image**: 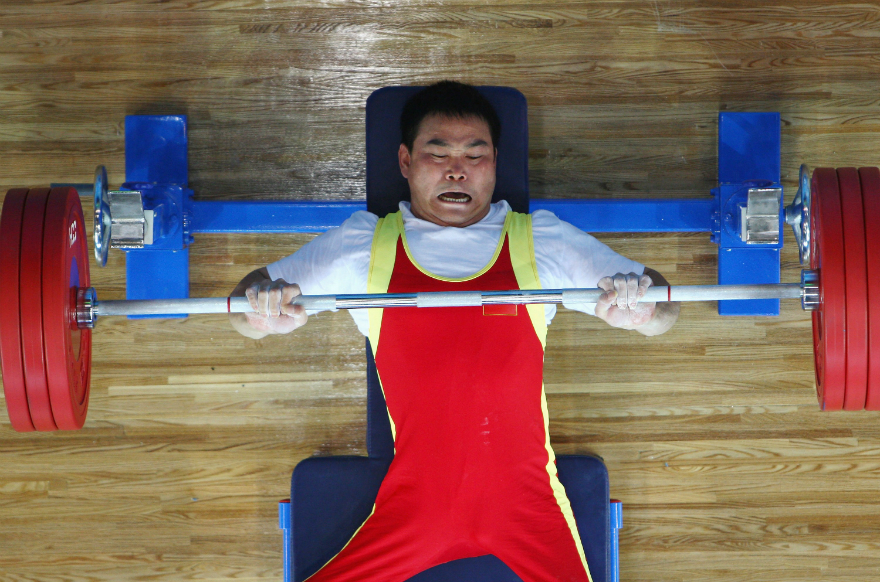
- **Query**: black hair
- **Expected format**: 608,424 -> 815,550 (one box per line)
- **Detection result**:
400,81 -> 501,151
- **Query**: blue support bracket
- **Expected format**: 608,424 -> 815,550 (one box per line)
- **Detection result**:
279,500 -> 292,582
610,500 -> 622,582
188,198 -> 715,235
125,115 -> 189,184
531,199 -> 714,233
190,200 -> 368,234
713,112 -> 783,315
123,115 -> 192,317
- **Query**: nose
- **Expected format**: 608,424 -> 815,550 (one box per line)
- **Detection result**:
446,158 -> 466,182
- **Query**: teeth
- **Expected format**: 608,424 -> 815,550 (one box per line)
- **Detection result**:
438,193 -> 470,203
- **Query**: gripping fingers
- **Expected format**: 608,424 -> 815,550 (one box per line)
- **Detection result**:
638,274 -> 653,301
245,278 -> 297,318
267,280 -> 304,318
257,280 -> 276,317
597,276 -> 617,306
626,274 -> 640,308
612,274 -> 634,309
245,283 -> 261,314
595,271 -> 658,329
604,272 -> 648,309
248,281 -> 270,315
280,284 -> 304,318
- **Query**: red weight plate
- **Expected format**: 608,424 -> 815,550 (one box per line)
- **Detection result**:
42,188 -> 91,430
838,168 -> 868,410
810,168 -> 846,411
0,189 -> 36,432
19,188 -> 57,431
860,168 -> 880,410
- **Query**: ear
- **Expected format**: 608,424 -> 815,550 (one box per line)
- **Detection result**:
398,143 -> 411,179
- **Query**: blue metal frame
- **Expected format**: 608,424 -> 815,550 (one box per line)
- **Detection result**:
609,500 -> 622,582
279,501 -> 292,582
190,198 -> 715,234
122,116 -> 193,318
114,112 -> 782,318
713,112 -> 783,315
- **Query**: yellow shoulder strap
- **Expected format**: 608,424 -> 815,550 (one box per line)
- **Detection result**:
506,211 -> 548,349
367,212 -> 402,354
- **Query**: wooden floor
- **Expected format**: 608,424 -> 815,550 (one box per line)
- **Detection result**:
2,1 -> 880,580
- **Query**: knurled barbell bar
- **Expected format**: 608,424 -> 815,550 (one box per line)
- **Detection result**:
0,166 -> 878,432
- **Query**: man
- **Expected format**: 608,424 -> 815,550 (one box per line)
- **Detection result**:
231,82 -> 679,582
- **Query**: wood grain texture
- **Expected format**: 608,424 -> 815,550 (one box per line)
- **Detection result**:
1,1 -> 880,580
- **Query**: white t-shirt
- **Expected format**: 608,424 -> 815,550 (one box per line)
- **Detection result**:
267,201 -> 644,336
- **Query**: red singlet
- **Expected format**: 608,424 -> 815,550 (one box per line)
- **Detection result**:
306,211 -> 592,582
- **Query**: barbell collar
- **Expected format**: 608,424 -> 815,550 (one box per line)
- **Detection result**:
76,288 -> 98,329
801,269 -> 820,311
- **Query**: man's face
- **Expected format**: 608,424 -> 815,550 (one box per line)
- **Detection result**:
399,114 -> 497,228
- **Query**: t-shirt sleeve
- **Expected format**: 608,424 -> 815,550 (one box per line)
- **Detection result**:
532,209 -> 644,316
265,210 -> 376,317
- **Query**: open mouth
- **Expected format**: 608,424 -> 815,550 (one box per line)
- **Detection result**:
437,192 -> 472,204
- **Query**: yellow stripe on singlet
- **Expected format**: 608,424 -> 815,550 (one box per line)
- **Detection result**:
367,214 -> 399,354
367,213 -> 401,445
506,210 -> 547,349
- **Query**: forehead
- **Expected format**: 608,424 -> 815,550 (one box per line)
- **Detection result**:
414,114 -> 492,146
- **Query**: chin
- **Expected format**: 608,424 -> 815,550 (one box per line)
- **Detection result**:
433,205 -> 488,227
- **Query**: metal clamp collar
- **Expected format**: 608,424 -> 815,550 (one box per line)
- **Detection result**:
801,269 -> 819,311
76,287 -> 98,329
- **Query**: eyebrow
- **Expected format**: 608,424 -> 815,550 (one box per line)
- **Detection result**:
425,138 -> 490,148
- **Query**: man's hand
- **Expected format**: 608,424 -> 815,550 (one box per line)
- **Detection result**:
243,278 -> 308,335
595,272 -> 656,330
594,267 -> 679,336
229,268 -> 308,338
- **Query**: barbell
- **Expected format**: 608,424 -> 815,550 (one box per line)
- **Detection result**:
0,166 -> 878,432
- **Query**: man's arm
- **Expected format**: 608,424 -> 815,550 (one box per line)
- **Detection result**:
595,267 -> 679,336
229,267 -> 307,339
